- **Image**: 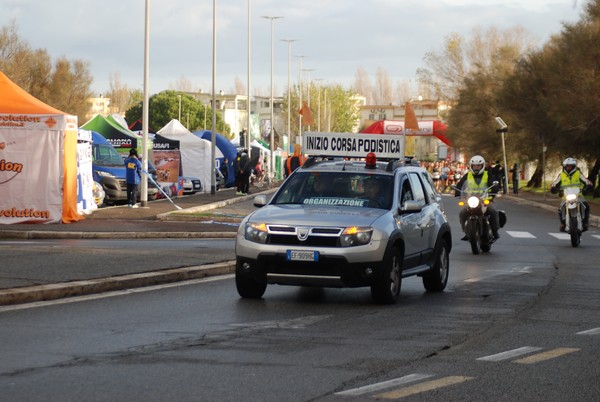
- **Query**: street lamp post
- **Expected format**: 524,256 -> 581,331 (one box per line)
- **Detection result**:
140,0 -> 150,207
281,39 -> 296,150
295,55 -> 305,140
302,68 -> 315,131
178,94 -> 182,122
315,78 -> 323,131
495,116 -> 509,194
262,15 -> 283,176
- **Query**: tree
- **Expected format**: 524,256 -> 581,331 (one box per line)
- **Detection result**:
125,90 -> 231,135
0,20 -> 94,124
374,67 -> 393,105
353,66 -> 373,104
106,72 -> 136,114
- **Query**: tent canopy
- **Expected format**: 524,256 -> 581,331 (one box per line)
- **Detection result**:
81,114 -> 138,151
0,71 -> 80,224
194,130 -> 237,187
157,119 -> 217,192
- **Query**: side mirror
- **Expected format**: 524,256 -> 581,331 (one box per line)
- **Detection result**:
399,200 -> 422,214
253,194 -> 267,208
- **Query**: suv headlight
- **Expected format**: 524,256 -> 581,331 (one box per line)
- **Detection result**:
96,171 -> 115,178
340,226 -> 373,247
245,222 -> 268,244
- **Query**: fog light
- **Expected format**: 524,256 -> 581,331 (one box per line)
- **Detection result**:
364,267 -> 373,276
242,262 -> 252,272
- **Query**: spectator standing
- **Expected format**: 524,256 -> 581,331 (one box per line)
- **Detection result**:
510,163 -> 520,194
285,144 -> 305,177
124,148 -> 142,208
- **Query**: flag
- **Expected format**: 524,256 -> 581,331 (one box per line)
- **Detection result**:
299,101 -> 315,126
404,102 -> 419,132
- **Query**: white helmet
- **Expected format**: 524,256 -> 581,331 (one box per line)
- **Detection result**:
469,155 -> 486,175
562,157 -> 577,174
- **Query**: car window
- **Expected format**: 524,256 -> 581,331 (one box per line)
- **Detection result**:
408,172 -> 426,204
420,171 -> 438,203
400,175 -> 413,206
272,171 -> 393,209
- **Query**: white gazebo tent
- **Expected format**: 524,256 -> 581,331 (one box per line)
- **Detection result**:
157,119 -> 221,192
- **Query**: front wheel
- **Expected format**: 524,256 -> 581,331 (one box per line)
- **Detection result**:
466,219 -> 481,255
371,248 -> 402,304
423,239 -> 449,292
570,215 -> 580,247
235,260 -> 267,299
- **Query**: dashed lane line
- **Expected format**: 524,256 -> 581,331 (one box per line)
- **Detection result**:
506,231 -> 536,238
373,376 -> 475,399
476,346 -> 543,362
512,348 -> 580,364
334,374 -> 434,396
577,327 -> 600,335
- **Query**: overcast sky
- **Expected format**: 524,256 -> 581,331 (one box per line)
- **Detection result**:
1,0 -> 584,97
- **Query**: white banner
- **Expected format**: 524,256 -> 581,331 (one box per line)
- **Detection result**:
303,132 -> 405,159
0,129 -> 63,223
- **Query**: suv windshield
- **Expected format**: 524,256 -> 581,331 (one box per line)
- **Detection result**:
272,171 -> 393,209
93,144 -> 125,167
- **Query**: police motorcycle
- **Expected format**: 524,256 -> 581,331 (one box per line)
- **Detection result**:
561,187 -> 586,247
454,182 -> 506,255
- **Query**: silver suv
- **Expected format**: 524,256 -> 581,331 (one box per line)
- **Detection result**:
235,156 -> 452,304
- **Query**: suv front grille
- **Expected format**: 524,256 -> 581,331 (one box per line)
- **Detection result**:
266,225 -> 343,247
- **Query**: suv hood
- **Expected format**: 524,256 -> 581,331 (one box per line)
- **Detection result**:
248,204 -> 387,227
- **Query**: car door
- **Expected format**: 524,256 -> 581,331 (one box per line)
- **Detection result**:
396,173 -> 423,268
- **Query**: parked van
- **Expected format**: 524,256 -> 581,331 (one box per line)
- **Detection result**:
91,132 -> 158,205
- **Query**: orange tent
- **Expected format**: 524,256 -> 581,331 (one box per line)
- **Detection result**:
0,71 -> 81,224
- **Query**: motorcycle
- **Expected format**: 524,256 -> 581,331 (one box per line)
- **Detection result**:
455,183 -> 507,255
560,187 -> 585,247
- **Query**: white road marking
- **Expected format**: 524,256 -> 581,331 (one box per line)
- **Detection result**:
476,346 -> 543,361
513,348 -> 579,364
592,235 -> 600,240
549,233 -> 571,240
506,231 -> 536,238
0,274 -> 234,313
374,376 -> 475,399
335,374 -> 434,396
577,327 -> 600,335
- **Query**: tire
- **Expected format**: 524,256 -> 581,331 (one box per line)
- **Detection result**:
235,261 -> 267,299
481,220 -> 492,252
570,215 -> 580,248
371,248 -> 402,304
423,239 -> 449,292
467,219 -> 481,255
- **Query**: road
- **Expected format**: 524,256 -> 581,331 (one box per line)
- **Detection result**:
0,196 -> 599,401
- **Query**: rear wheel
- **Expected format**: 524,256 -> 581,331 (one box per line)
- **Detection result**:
423,239 -> 449,292
235,260 -> 267,298
371,248 -> 402,304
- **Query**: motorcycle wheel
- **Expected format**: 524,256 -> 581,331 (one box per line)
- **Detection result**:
570,215 -> 580,247
467,219 -> 481,255
481,220 -> 492,252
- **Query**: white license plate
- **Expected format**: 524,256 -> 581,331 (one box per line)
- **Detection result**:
287,250 -> 319,262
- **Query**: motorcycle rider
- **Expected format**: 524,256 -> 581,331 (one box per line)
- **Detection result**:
454,155 -> 501,241
550,157 -> 593,232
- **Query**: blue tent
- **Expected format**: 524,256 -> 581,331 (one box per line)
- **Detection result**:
193,130 -> 237,187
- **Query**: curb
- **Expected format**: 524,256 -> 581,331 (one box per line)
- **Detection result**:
0,261 -> 236,306
0,230 -> 237,240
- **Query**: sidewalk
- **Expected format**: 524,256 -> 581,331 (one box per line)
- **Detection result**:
0,188 -> 597,306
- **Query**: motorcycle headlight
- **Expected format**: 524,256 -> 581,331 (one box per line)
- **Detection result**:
244,222 -> 269,244
467,196 -> 480,208
566,193 -> 577,202
340,226 -> 373,247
